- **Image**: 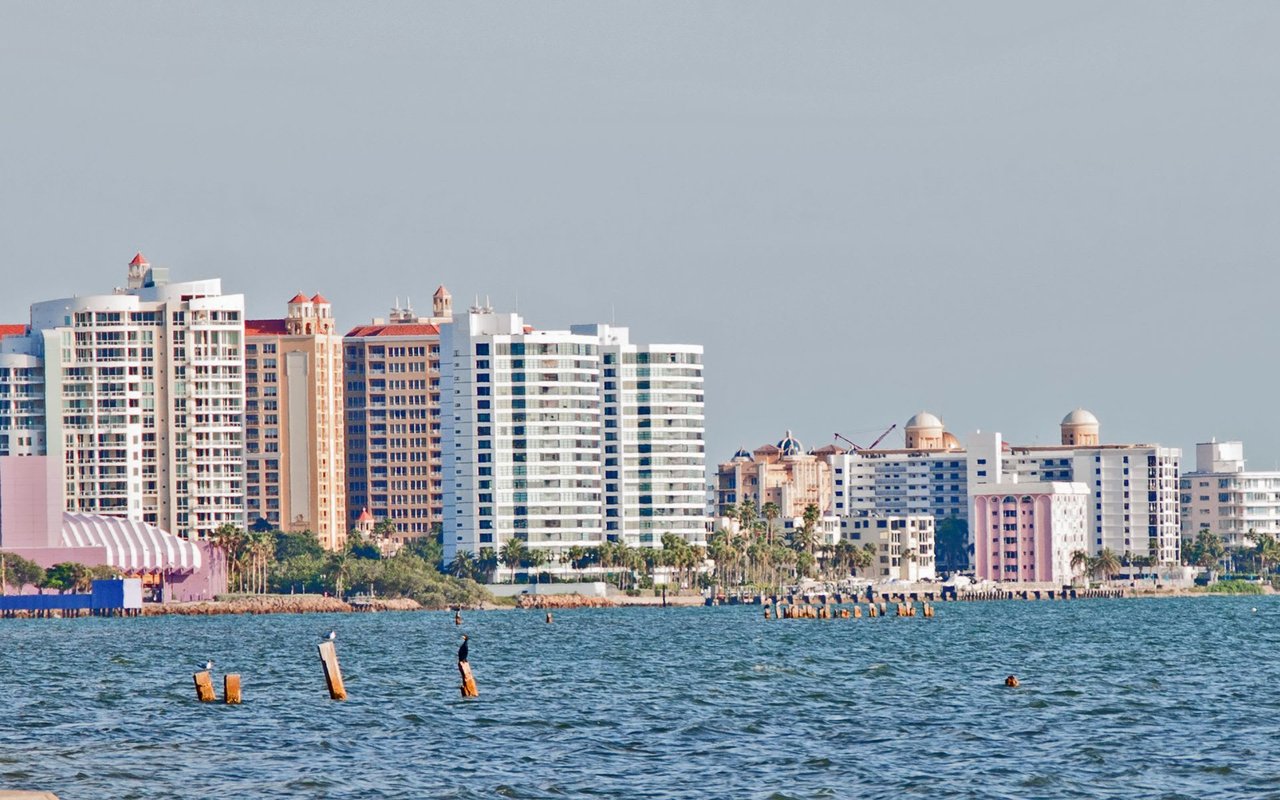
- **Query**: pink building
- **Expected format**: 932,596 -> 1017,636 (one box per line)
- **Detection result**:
972,480 -> 1089,584
0,456 -> 225,600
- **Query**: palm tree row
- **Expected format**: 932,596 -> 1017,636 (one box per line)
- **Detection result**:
209,524 -> 275,593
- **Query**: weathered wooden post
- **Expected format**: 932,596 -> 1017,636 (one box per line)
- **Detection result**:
224,674 -> 242,704
318,640 -> 347,700
193,670 -> 216,703
853,605 -> 862,618
546,611 -> 553,624
458,635 -> 479,697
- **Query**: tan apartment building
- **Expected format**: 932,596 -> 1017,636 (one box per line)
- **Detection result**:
343,288 -> 452,546
245,293 -> 346,550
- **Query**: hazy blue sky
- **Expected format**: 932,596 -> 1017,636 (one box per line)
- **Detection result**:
3,2 -> 1278,468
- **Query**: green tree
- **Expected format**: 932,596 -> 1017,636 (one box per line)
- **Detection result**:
274,530 -> 324,561
1070,549 -> 1091,585
935,517 -> 969,572
1248,531 -> 1280,576
1092,548 -> 1121,582
41,562 -> 90,594
761,502 -> 780,545
476,547 -> 499,583
500,538 -> 527,583
448,550 -> 476,580
0,551 -> 45,594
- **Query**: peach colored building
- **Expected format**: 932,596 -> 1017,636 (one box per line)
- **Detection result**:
343,290 -> 452,547
244,294 -> 346,550
716,431 -> 831,518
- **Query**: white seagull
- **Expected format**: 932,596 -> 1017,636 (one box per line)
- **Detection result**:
203,660 -> 214,671
325,631 -> 337,641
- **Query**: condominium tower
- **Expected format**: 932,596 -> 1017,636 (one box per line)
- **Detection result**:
1179,440 -> 1280,548
0,254 -> 246,540
343,289 -> 452,545
244,294 -> 346,549
441,308 -> 706,564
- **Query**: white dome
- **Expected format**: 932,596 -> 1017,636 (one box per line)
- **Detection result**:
1061,408 -> 1099,426
905,411 -> 943,430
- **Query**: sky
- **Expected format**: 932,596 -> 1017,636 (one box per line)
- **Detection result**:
2,2 -> 1279,470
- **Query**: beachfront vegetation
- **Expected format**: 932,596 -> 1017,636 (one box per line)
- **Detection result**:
0,553 -> 120,594
209,524 -> 493,609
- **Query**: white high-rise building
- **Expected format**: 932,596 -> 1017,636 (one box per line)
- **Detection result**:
0,254 -> 246,540
571,324 -> 705,548
1180,440 -> 1280,548
441,308 -> 706,565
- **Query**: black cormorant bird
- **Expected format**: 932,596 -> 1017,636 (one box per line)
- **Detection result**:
458,634 -> 469,663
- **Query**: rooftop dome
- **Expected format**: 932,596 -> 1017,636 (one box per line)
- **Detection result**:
905,411 -> 944,430
732,447 -> 753,461
941,431 -> 961,450
776,430 -> 805,456
1062,408 -> 1099,426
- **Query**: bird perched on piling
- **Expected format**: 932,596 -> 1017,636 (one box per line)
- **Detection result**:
202,660 -> 214,671
454,611 -> 462,626
324,630 -> 337,641
458,634 -> 469,663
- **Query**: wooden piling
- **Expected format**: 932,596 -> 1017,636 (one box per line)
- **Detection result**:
546,612 -> 553,624
317,640 -> 347,700
459,660 -> 479,697
193,670 -> 216,703
224,674 -> 242,704
853,605 -> 862,618
454,611 -> 462,625
869,604 -> 878,617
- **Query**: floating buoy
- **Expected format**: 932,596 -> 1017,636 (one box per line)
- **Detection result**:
1005,675 -> 1019,688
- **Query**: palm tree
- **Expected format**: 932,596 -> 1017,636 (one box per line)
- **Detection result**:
1093,548 -> 1121,583
801,503 -> 821,554
477,547 -> 499,583
736,499 -> 758,539
1249,531 -> 1280,576
1070,549 -> 1090,585
448,550 -> 476,580
761,502 -> 780,545
499,538 -> 527,583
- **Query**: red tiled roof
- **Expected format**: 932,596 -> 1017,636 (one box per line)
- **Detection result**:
129,252 -> 148,267
311,293 -> 330,304
433,285 -> 450,298
0,324 -> 28,339
344,323 -> 440,338
245,319 -> 288,336
357,508 -> 374,523
288,292 -> 310,304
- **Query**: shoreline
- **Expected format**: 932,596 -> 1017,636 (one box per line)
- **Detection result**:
4,585 -> 1270,619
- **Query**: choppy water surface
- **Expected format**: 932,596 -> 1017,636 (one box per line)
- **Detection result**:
2,596 -> 1279,799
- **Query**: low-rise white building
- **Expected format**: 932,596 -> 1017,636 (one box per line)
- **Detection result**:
839,513 -> 936,582
1180,440 -> 1280,549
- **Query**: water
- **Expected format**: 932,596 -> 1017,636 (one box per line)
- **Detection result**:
2,596 -> 1279,799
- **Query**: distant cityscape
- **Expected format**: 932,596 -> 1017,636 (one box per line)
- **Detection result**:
0,253 -> 1272,596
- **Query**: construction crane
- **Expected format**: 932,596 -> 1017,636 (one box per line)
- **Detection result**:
834,423 -> 897,452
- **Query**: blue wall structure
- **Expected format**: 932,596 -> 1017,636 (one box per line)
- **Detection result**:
0,579 -> 144,616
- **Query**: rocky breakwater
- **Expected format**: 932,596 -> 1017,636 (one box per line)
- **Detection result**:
144,594 -> 356,616
515,593 -> 615,610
